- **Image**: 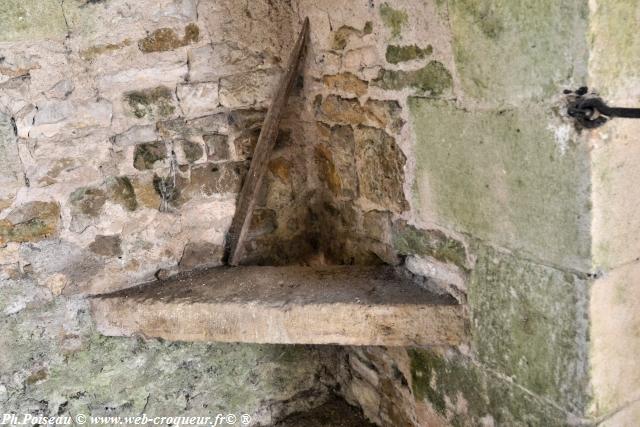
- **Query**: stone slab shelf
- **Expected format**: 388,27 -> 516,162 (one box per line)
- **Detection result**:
91,265 -> 467,347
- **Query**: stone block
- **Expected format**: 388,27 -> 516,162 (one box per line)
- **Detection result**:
176,82 -> 219,118
0,0 -> 68,42
469,241 -> 590,413
354,125 -> 408,213
409,348 -> 572,426
219,69 -> 280,108
137,23 -> 200,53
372,62 -> 452,96
590,260 -> 640,418
91,265 -> 466,347
449,0 -> 589,106
187,43 -> 270,83
124,87 -> 177,120
409,98 -> 591,270
0,201 -> 60,244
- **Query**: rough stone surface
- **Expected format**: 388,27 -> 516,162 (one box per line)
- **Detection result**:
92,266 -> 466,346
0,276 -> 339,426
409,98 -> 591,270
0,201 -> 60,244
449,0 -> 589,106
469,241 -> 590,414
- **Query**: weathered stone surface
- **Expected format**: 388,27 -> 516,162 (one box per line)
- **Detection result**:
379,3 -> 408,38
187,43 -> 272,83
89,235 -> 122,257
30,99 -> 113,138
268,157 -> 291,183
276,399 -> 376,427
138,23 -> 200,53
92,265 -> 466,346
354,126 -> 407,212
0,201 -> 60,244
124,87 -> 176,120
233,128 -> 261,159
180,161 -> 247,199
203,133 -> 230,161
80,39 -> 133,62
469,242 -> 590,413
0,113 -> 23,210
0,0 -> 68,42
386,44 -> 433,64
178,140 -> 204,164
590,260 -> 640,418
176,82 -> 219,118
316,95 -> 403,130
105,176 -> 138,211
322,73 -> 368,97
179,241 -> 224,270
331,24 -> 372,51
409,98 -> 591,270
393,220 -> 469,270
372,61 -> 452,95
249,208 -> 278,238
219,69 -> 280,108
69,187 -> 107,218
314,124 -> 357,199
449,0 -> 588,105
133,142 -> 168,170
409,348 -> 571,427
1,275 -> 338,425
130,174 -> 162,209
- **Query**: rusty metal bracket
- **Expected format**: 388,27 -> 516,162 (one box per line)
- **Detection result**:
565,87 -> 640,129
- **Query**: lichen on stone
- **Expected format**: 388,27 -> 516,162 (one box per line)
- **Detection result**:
138,23 -> 200,53
385,44 -> 433,64
372,61 -> 452,95
124,87 -> 176,120
133,142 -> 168,170
0,201 -> 60,244
379,3 -> 408,38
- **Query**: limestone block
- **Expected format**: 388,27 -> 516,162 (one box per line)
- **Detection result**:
30,99 -> 112,139
91,265 -> 467,347
590,261 -> 640,418
219,69 -> 280,108
176,82 -> 219,118
469,242 -> 590,413
449,0 -> 589,106
187,43 -> 271,83
0,0 -> 68,42
409,98 -> 591,270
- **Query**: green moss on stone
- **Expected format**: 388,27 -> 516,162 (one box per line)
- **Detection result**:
409,348 -> 569,427
124,87 -> 176,120
408,97 -> 591,270
380,3 -> 408,38
392,220 -> 468,270
449,0 -> 589,104
468,241 -> 590,413
385,44 -> 433,64
372,61 -> 452,95
0,0 -> 68,42
363,21 -> 373,35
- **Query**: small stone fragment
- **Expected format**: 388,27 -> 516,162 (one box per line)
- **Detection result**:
69,187 -> 107,217
180,140 -> 204,163
179,241 -> 224,270
105,176 -> 138,211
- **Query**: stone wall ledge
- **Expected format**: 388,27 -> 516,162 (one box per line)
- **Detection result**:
91,265 -> 467,347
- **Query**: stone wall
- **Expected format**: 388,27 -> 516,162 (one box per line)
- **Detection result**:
0,0 -> 339,423
294,0 -> 638,426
